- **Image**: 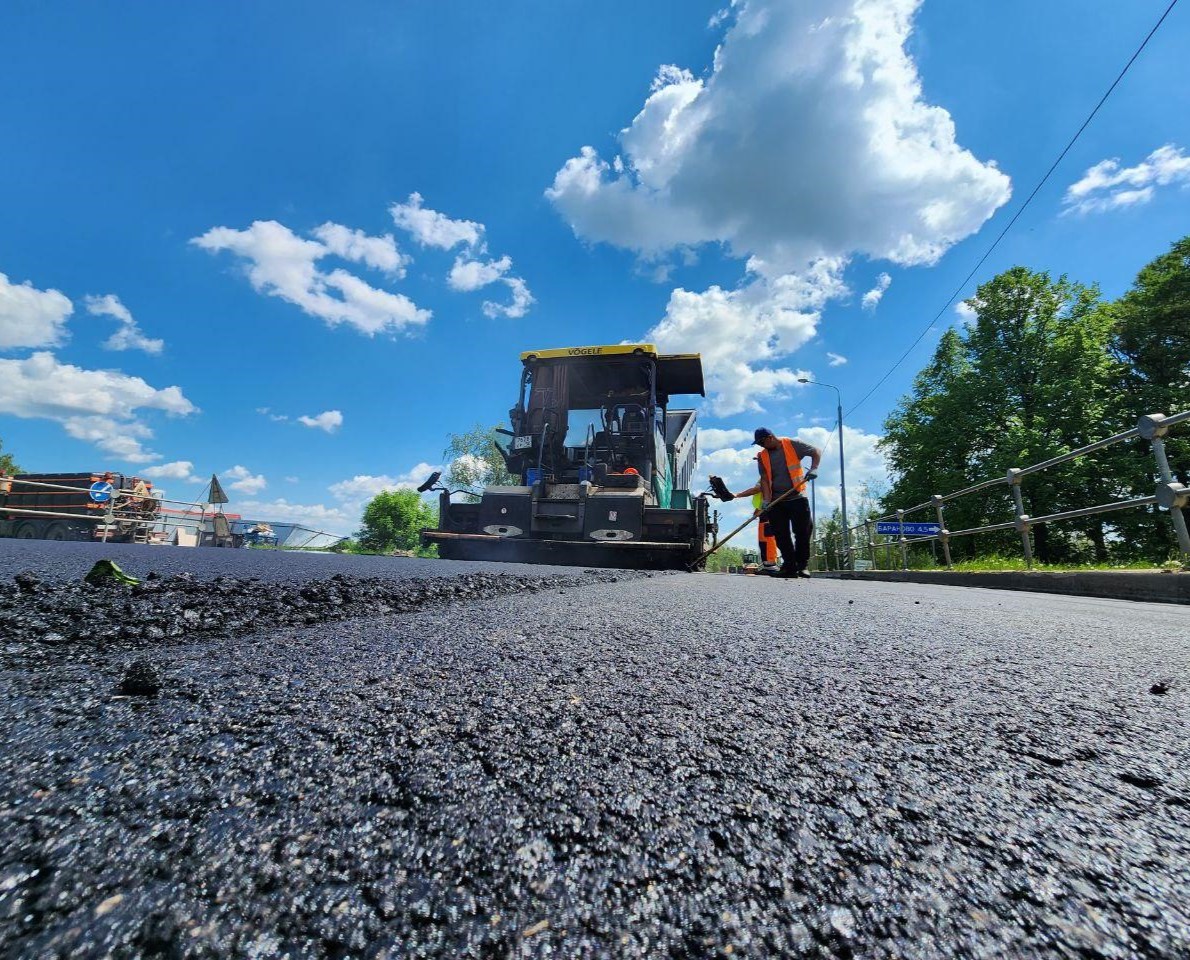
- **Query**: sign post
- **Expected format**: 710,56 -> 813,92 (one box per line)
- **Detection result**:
874,521 -> 941,537
89,481 -> 115,544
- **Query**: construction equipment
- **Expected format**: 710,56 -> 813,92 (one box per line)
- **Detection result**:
0,472 -> 160,543
420,343 -> 715,569
239,522 -> 278,548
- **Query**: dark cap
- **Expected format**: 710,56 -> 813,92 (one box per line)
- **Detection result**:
753,427 -> 774,445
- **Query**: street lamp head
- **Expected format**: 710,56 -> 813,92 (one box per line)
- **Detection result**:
797,377 -> 811,384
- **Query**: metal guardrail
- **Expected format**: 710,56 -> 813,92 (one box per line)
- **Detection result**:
0,475 -> 210,543
0,475 -> 346,549
818,409 -> 1190,571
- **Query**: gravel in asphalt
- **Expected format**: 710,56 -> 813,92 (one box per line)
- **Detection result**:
1,547 -> 1188,958
0,538 -> 578,585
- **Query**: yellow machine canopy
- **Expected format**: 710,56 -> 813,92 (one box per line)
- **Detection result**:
519,343 -> 705,400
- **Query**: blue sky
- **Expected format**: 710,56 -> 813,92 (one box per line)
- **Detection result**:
2,0 -> 1188,534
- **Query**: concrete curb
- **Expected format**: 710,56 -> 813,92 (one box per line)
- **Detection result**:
813,569 -> 1189,605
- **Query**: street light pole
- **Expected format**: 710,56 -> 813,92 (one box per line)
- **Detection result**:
798,378 -> 850,569
810,475 -> 816,570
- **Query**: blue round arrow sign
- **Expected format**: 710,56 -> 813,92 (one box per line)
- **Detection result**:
89,481 -> 114,503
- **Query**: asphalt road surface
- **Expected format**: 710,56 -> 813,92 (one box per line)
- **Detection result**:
2,541 -> 1188,958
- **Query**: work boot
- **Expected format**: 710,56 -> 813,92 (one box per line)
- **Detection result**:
796,569 -> 812,579
777,567 -> 799,579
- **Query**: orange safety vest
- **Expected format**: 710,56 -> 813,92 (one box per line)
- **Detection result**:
757,438 -> 806,496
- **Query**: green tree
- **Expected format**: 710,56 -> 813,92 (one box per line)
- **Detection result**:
357,489 -> 437,554
704,545 -> 747,573
881,267 -> 1120,563
1106,235 -> 1190,558
1111,236 -> 1190,421
880,328 -> 985,555
443,424 -> 517,500
0,436 -> 19,477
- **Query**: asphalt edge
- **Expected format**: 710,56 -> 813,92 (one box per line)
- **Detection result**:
812,569 -> 1189,605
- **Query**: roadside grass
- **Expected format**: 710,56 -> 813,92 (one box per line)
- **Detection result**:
885,553 -> 1185,573
940,557 -> 1181,573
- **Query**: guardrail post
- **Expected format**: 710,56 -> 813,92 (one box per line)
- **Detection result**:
865,520 -> 875,567
1007,468 -> 1033,569
101,497 -> 114,544
932,494 -> 952,569
896,509 -> 908,570
1140,413 -> 1190,555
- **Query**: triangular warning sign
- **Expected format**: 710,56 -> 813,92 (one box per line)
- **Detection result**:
207,474 -> 229,505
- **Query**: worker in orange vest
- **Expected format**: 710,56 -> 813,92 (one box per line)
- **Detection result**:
754,427 -> 820,578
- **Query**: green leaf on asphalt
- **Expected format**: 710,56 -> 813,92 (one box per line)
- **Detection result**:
84,559 -> 141,586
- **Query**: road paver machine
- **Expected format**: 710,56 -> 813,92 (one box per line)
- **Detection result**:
420,343 -> 714,569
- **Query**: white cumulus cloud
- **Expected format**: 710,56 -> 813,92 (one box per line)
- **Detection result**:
328,462 -> 442,506
224,464 -> 267,495
547,0 -> 1010,274
0,272 -> 72,350
448,255 -> 512,292
861,273 -> 892,311
297,409 -> 343,433
549,0 -> 1010,412
85,293 -> 164,354
309,222 -> 409,276
646,260 -> 840,415
827,352 -> 848,366
392,195 -> 534,319
698,427 -> 755,452
192,219 -> 430,336
142,460 -> 202,484
1063,144 -> 1190,215
390,193 -> 483,250
0,352 -> 196,462
482,276 -> 535,319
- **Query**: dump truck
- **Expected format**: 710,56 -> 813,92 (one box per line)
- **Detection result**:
420,343 -> 715,570
0,472 -> 159,542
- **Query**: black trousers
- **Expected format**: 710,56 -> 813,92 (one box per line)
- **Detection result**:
766,496 -> 813,571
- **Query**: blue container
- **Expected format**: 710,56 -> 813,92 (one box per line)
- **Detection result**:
526,467 -> 542,486
578,466 -> 594,483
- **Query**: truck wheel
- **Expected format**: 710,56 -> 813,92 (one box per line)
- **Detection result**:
43,522 -> 72,541
13,521 -> 42,539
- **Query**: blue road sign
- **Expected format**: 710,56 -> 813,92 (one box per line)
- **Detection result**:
89,481 -> 114,503
875,520 -> 940,536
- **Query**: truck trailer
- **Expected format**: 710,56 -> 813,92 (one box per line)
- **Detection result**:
0,472 -> 158,543
419,343 -> 715,570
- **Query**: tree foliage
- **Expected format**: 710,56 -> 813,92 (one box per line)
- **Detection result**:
880,239 -> 1190,565
443,424 -> 517,499
703,545 -> 747,573
356,489 -> 437,554
0,437 -> 19,477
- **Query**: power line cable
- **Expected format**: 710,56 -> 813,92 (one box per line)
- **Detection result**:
846,0 -> 1180,419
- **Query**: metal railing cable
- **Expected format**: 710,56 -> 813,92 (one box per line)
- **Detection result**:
845,0 -> 1181,420
824,409 -> 1190,571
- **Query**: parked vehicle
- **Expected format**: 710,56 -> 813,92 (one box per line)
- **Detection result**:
0,472 -> 158,543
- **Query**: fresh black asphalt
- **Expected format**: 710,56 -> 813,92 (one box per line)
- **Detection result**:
2,541 -> 1187,958
0,538 -> 578,585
